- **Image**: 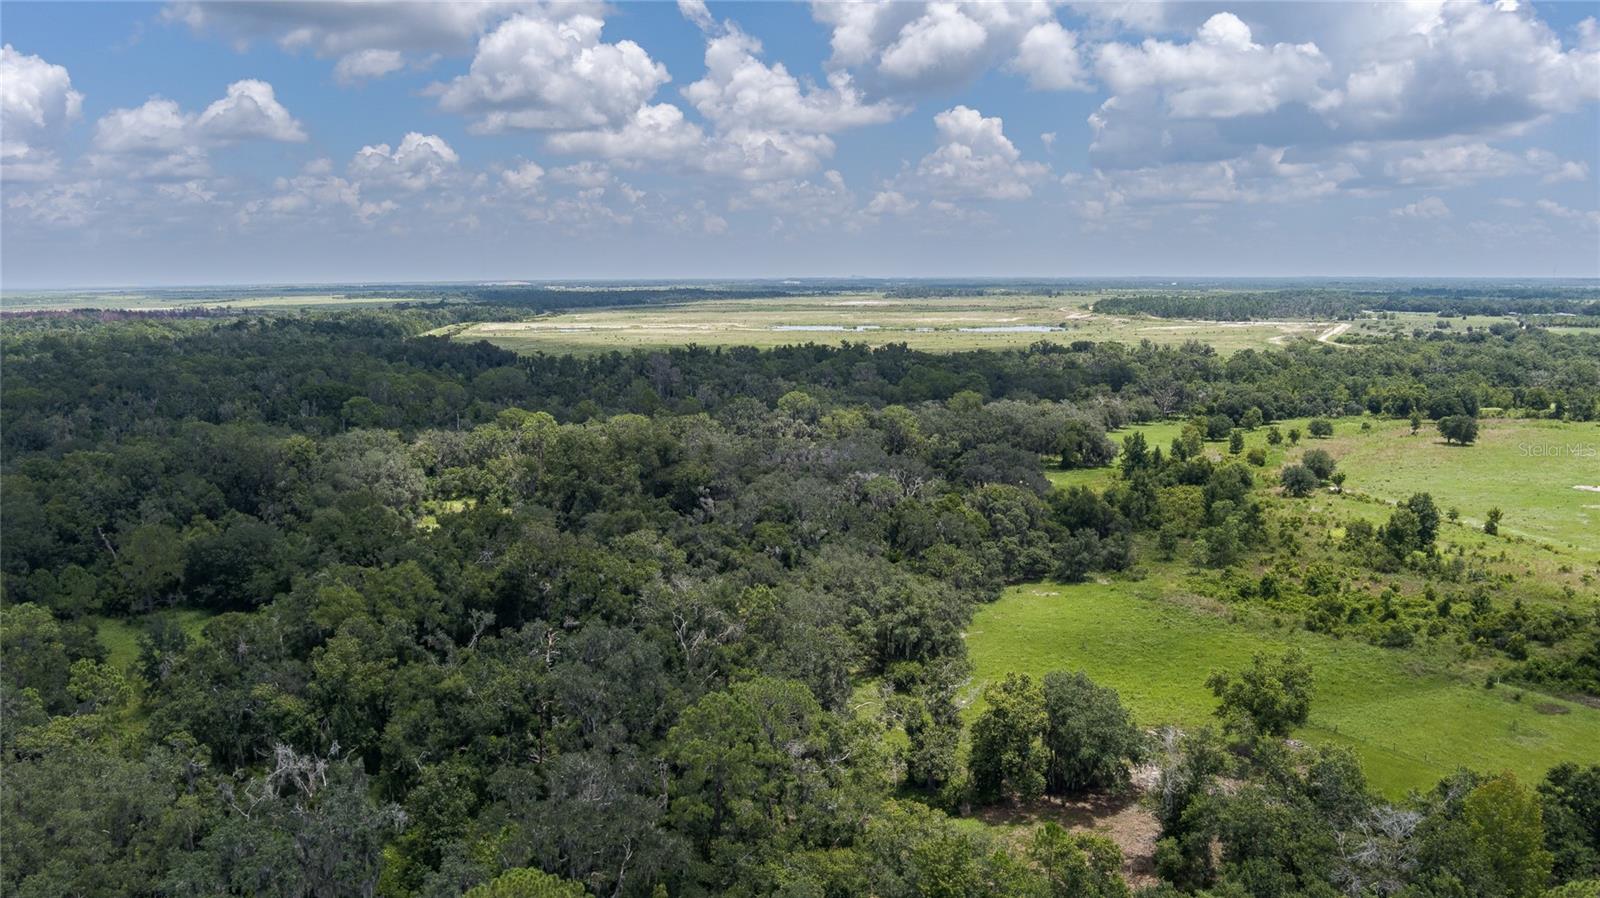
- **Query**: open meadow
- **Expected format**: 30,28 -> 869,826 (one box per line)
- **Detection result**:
1049,415 -> 1600,581
1323,417 -> 1600,563
966,579 -> 1600,797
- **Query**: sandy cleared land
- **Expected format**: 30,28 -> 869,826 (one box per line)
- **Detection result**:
446,293 -> 1342,355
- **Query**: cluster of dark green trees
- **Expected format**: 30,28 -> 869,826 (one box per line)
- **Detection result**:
1093,289 -> 1600,321
1146,727 -> 1599,898
3,309 -> 1598,897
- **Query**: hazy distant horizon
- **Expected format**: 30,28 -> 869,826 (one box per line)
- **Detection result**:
7,274 -> 1600,299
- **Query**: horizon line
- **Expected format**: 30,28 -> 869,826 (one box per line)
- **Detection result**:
6,274 -> 1600,294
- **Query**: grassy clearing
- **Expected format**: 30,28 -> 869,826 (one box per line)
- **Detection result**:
1322,417 -> 1600,563
1046,420 -> 1191,492
96,609 -> 214,673
1343,311 -> 1518,342
448,293 -> 1328,356
1041,414 -> 1598,592
443,294 -> 1534,356
1045,416 -> 1338,493
966,579 -> 1600,797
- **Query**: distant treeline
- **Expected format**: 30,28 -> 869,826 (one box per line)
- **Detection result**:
6,309 -> 1600,460
883,287 -> 987,298
0,307 -> 242,322
413,285 -> 806,312
1093,289 -> 1600,320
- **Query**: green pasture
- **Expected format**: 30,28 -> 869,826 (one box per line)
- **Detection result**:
1320,417 -> 1600,563
1046,420 -> 1191,491
1044,414 -> 1599,577
1045,416 -> 1341,492
966,580 -> 1600,797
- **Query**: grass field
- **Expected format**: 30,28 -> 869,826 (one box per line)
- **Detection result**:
96,609 -> 214,673
1045,416 -> 1355,492
1042,415 -> 1600,584
1322,417 -> 1600,563
441,290 -> 1533,356
966,580 -> 1600,797
445,293 -> 1335,355
1046,421 -> 1192,491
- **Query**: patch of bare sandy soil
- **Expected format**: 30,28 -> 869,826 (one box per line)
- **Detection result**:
974,784 -> 1162,888
1317,322 -> 1352,344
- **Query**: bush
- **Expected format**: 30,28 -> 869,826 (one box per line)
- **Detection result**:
1205,414 -> 1234,441
969,673 -> 1047,802
1281,464 -> 1319,497
1206,648 -> 1314,737
1301,448 -> 1336,480
1438,415 -> 1479,445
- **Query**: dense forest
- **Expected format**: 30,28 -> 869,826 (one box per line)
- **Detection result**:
1093,290 -> 1600,321
3,310 -> 1599,898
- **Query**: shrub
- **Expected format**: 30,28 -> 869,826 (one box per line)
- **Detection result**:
1301,448 -> 1337,480
1438,415 -> 1479,445
1281,464 -> 1319,497
1206,648 -> 1313,737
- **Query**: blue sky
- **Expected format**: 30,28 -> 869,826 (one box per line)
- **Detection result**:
2,0 -> 1597,287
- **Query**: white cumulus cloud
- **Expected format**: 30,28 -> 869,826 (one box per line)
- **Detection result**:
546,103 -> 705,161
1010,21 -> 1091,91
195,80 -> 308,143
433,11 -> 669,132
811,1 -> 1059,90
167,1 -> 532,85
89,79 -> 305,180
500,160 -> 546,192
1,45 -> 85,181
683,27 -> 899,132
349,132 -> 460,191
911,105 -> 1049,200
1095,13 -> 1332,120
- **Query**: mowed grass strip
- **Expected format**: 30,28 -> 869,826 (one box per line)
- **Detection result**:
966,581 -> 1600,797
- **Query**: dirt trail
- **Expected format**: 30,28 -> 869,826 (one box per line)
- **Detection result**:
1318,322 -> 1351,344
